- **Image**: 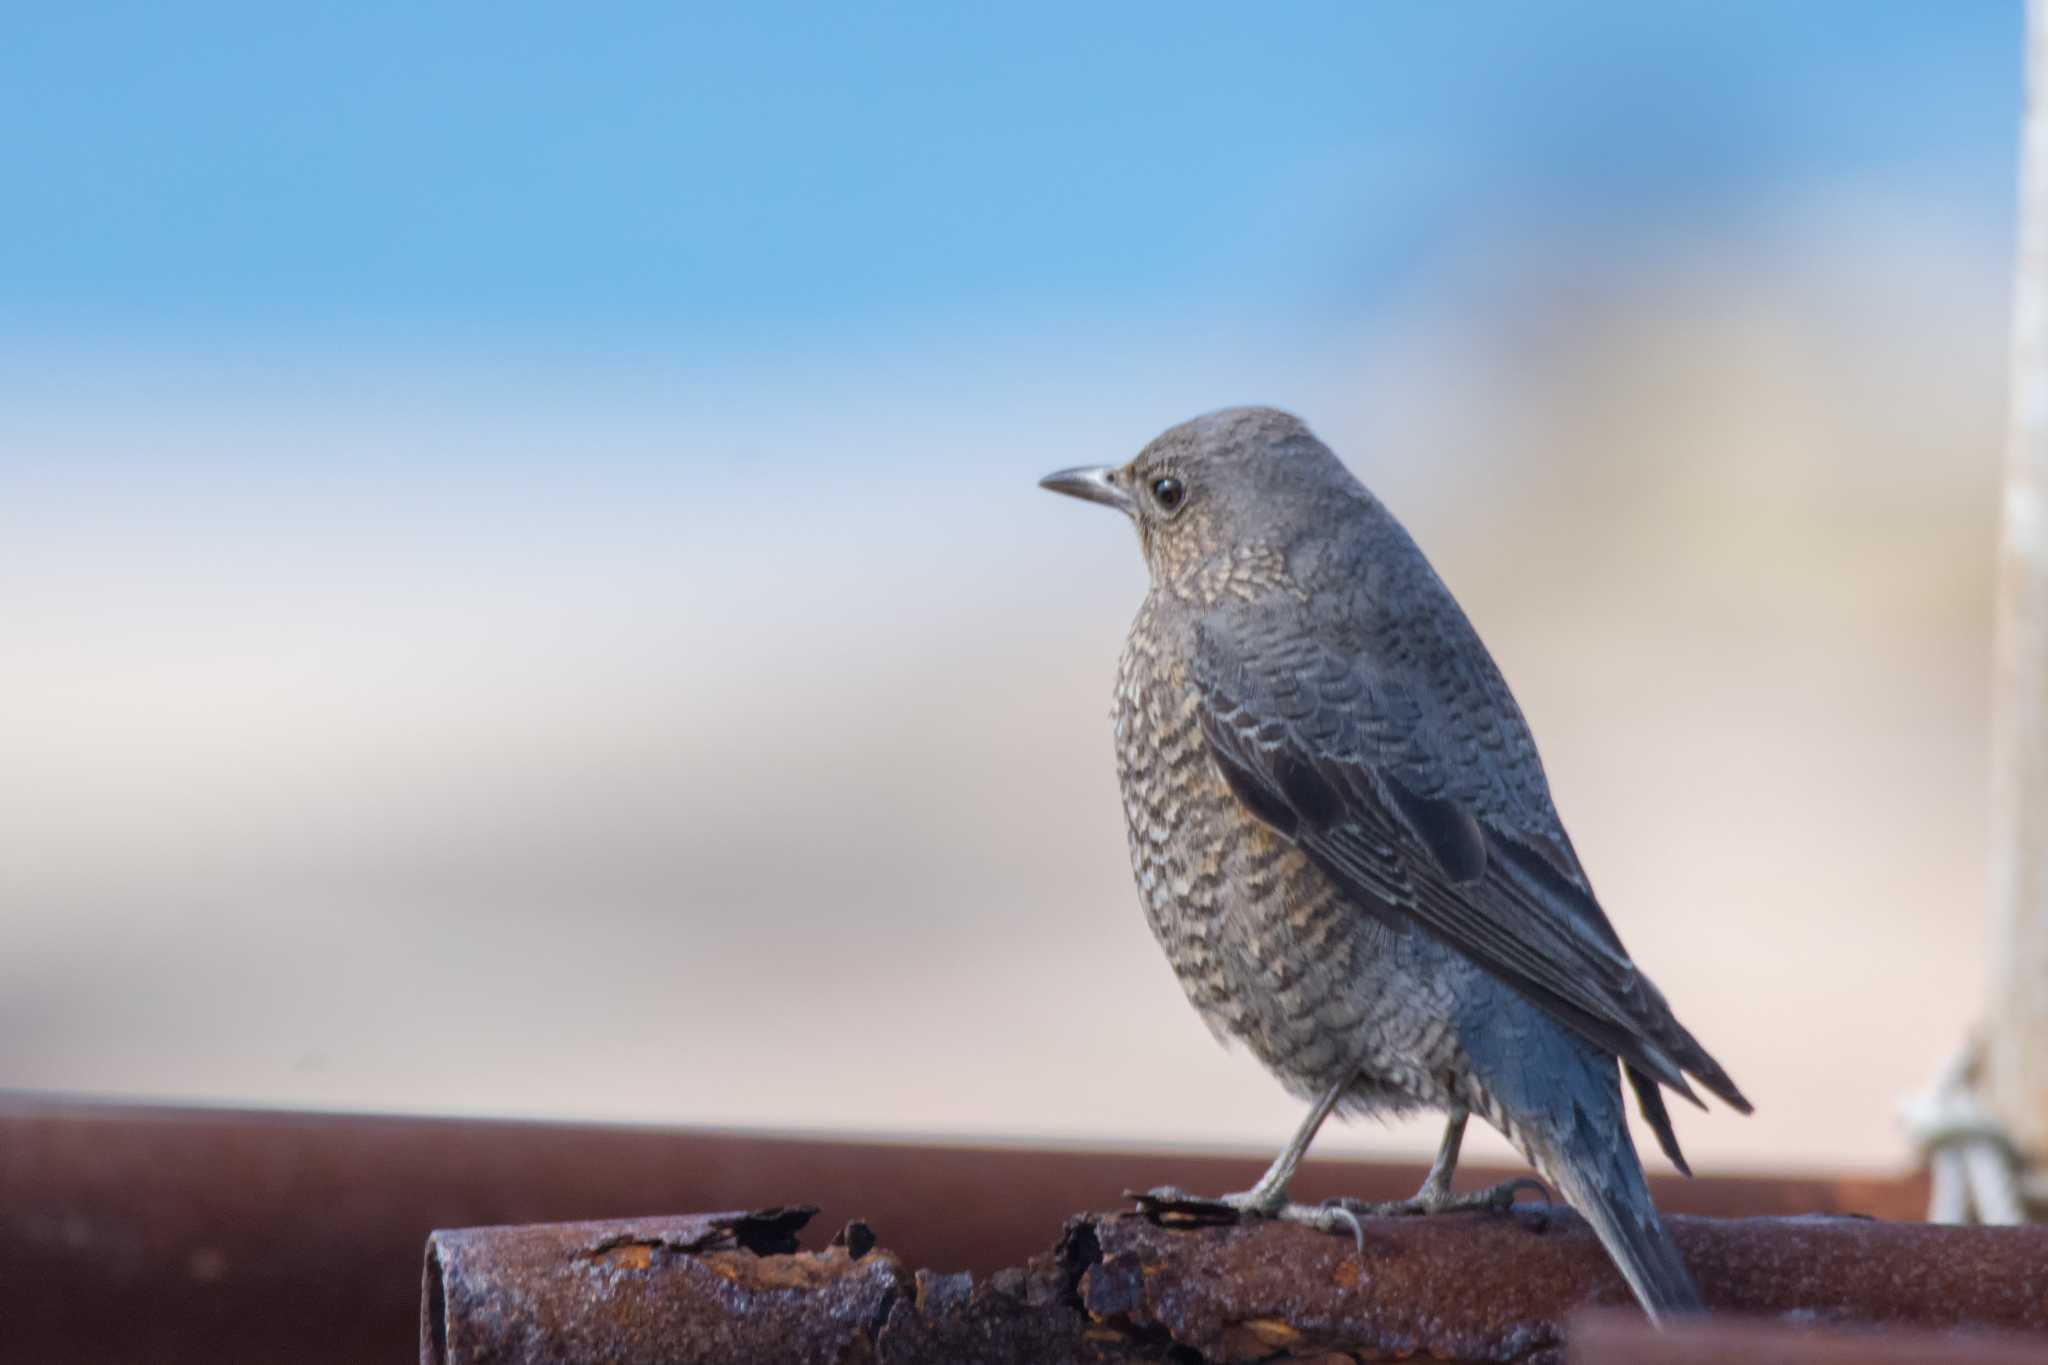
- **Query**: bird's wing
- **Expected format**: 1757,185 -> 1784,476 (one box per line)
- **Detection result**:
1193,616 -> 1749,1115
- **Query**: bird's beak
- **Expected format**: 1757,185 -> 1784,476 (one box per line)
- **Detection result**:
1038,465 -> 1133,515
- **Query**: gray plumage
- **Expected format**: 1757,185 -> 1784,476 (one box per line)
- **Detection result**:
1041,406 -> 1749,1321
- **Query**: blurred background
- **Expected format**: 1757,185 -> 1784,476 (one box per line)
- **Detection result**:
0,2 -> 2022,1179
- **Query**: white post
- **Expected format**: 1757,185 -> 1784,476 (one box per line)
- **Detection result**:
1984,0 -> 2048,1196
1905,0 -> 2048,1223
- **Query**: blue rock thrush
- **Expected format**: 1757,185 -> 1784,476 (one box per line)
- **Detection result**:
1039,406 -> 1749,1321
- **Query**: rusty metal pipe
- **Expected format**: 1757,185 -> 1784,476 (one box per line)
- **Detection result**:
425,1203 -> 2048,1364
421,1208 -> 903,1365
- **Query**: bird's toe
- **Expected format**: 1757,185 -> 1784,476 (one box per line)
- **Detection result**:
1274,1200 -> 1366,1252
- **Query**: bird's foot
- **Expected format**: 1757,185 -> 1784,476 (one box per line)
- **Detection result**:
1323,1175 -> 1549,1220
1127,1185 -> 1365,1252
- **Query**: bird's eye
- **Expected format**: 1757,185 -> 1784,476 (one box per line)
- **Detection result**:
1150,476 -> 1186,513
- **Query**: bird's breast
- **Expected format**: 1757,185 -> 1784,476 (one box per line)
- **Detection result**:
1112,607 -> 1388,1087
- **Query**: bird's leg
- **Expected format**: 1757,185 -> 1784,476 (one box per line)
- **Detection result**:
1325,1109 -> 1549,1218
1134,1077 -> 1365,1249
1415,1106 -> 1469,1203
1229,1076 -> 1342,1211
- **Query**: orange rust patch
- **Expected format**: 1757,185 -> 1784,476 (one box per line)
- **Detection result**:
593,1243 -> 655,1271
1237,1316 -> 1298,1346
1223,1317 -> 1304,1358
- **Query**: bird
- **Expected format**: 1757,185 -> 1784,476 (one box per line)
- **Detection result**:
1038,406 -> 1749,1322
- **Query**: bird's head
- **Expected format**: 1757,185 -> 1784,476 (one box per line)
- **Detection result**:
1039,406 -> 1357,597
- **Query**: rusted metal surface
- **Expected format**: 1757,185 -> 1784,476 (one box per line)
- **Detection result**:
1082,1206 -> 2048,1362
425,1208 -> 900,1365
426,1202 -> 2048,1364
1569,1310 -> 2048,1364
424,1205 -> 1117,1365
0,1095 -> 1934,1364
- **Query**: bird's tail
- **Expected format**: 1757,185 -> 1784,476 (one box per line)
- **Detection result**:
1527,1109 -> 1703,1324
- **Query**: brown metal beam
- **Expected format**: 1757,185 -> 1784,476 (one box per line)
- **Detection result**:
0,1095 -> 1931,1364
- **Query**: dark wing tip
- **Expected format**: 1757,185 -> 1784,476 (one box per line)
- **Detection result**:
1671,1040 -> 1751,1114
1627,1064 -> 1694,1178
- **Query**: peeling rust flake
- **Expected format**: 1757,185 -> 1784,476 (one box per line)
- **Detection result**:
578,1203 -> 820,1265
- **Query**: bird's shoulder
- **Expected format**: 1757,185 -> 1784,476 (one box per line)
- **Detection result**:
1190,549 -> 1567,859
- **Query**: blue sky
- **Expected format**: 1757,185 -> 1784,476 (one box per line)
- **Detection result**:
2,3 -> 2019,358
1,4 -> 2029,1158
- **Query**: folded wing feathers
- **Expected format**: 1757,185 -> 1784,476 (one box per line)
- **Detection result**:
1199,657 -> 1749,1117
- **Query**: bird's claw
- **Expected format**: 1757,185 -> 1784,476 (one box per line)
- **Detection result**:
1127,1186 -> 1365,1252
1478,1176 -> 1552,1213
1279,1197 -> 1365,1251
1323,1174 -> 1551,1219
